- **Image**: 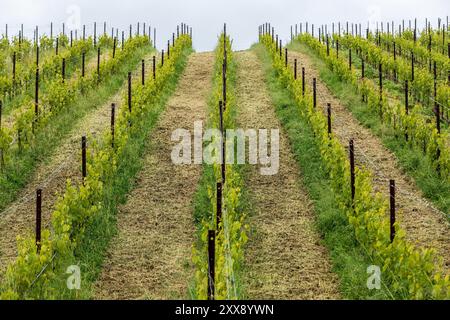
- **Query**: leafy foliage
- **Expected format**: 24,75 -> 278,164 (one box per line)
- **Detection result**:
0,34 -> 192,299
261,33 -> 449,299
192,33 -> 248,300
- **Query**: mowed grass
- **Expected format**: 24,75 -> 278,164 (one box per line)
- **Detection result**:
252,43 -> 392,299
58,47 -> 193,299
288,40 -> 450,218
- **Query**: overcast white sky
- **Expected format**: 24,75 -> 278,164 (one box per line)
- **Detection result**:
0,0 -> 448,51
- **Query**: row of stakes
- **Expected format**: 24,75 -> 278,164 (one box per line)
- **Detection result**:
6,21 -> 193,107
263,22 -> 400,250
4,22 -> 156,48
25,22 -> 192,137
26,22 -> 399,299
29,22 -> 193,252
207,24 -> 228,301
261,22 -> 444,174
285,18 -> 448,55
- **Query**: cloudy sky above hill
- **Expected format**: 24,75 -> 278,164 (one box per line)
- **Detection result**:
0,0 -> 448,51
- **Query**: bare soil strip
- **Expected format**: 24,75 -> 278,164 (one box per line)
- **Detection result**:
289,49 -> 450,272
93,52 -> 214,300
0,53 -> 156,276
236,50 -> 340,299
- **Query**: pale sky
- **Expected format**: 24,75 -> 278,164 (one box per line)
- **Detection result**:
0,0 -> 448,51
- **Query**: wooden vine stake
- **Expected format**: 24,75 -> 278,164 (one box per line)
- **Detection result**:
336,39 -> 339,59
111,103 -> 115,149
82,51 -> 85,77
167,40 -> 170,59
348,48 -> 352,70
34,68 -> 39,133
294,59 -> 297,80
97,47 -> 101,83
222,62 -> 227,110
279,39 -> 282,58
378,63 -> 383,118
326,35 -> 329,56
128,72 -> 132,114
389,179 -> 396,243
302,67 -> 305,96
153,55 -> 156,80
113,37 -> 117,58
434,68 -> 441,175
12,51 -> 16,85
207,230 -> 215,300
141,59 -> 145,86
327,103 -> 332,137
349,139 -> 355,203
219,100 -> 225,183
82,136 -> 87,180
405,80 -> 409,141
36,189 -> 42,253
36,45 -> 39,67
62,58 -> 66,83
285,48 -> 288,67
361,59 -> 365,101
313,78 -> 317,108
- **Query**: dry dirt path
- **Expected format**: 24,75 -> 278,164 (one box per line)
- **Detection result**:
288,48 -> 450,272
236,50 -> 341,299
0,51 -> 156,277
93,52 -> 214,299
